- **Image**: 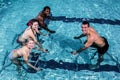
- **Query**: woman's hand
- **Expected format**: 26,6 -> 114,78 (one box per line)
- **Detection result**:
42,48 -> 48,53
42,33 -> 50,36
71,50 -> 78,55
35,67 -> 43,71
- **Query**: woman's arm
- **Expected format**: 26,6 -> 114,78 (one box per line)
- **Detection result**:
30,32 -> 48,52
23,52 -> 40,71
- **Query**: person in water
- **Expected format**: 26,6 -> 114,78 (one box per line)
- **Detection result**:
9,38 -> 40,71
71,21 -> 109,68
36,6 -> 56,33
17,19 -> 48,52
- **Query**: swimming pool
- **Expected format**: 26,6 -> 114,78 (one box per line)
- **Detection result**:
0,0 -> 120,80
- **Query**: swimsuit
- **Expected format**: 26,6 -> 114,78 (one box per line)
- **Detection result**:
17,35 -> 27,43
9,51 -> 21,60
91,37 -> 109,55
9,51 -> 16,60
97,37 -> 109,54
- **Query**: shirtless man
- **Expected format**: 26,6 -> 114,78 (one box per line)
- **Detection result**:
9,38 -> 40,71
36,6 -> 55,33
17,19 -> 48,52
71,21 -> 109,68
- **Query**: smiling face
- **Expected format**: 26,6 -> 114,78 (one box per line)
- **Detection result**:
44,8 -> 50,17
32,22 -> 39,31
26,39 -> 35,49
81,24 -> 89,34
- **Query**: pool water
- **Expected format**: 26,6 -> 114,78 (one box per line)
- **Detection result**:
0,0 -> 120,80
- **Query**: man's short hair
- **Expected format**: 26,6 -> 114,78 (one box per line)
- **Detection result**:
43,6 -> 50,11
82,21 -> 90,27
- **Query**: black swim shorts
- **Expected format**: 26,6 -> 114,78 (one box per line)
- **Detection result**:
97,37 -> 109,55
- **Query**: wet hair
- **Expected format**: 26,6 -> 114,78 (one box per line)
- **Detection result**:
26,19 -> 39,27
43,6 -> 51,12
24,37 -> 34,45
82,21 -> 90,27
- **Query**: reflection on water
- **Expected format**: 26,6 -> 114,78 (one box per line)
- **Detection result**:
0,0 -> 120,80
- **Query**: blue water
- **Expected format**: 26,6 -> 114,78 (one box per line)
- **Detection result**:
0,0 -> 120,80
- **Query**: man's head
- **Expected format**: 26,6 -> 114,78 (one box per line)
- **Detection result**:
81,21 -> 90,34
43,6 -> 51,17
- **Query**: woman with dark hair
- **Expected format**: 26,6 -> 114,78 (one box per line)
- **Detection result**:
17,19 -> 48,52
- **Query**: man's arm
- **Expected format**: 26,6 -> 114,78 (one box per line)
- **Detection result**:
74,34 -> 86,39
71,37 -> 94,55
36,14 -> 46,27
41,25 -> 55,33
71,46 -> 88,55
36,14 -> 55,33
76,47 -> 87,53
